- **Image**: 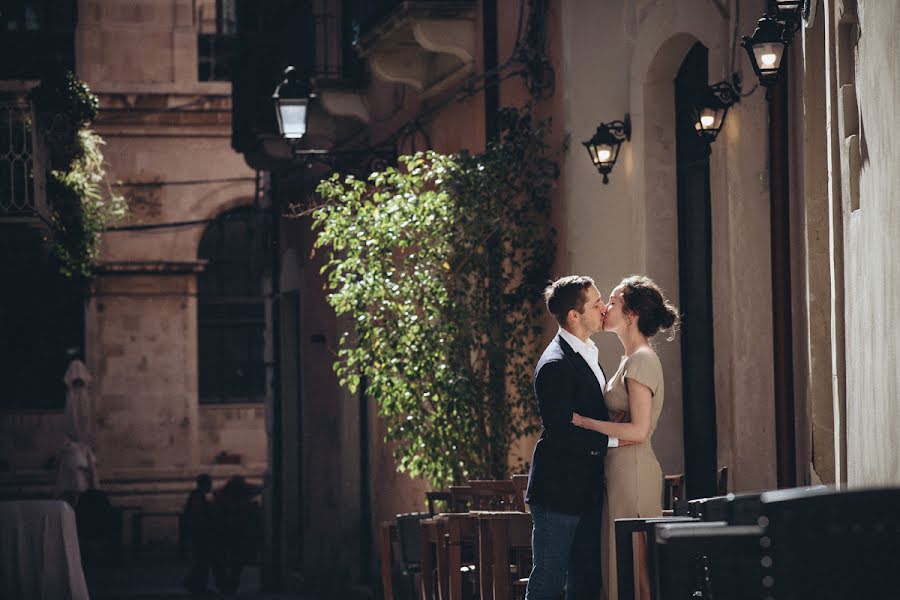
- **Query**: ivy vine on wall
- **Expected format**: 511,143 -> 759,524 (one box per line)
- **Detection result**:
313,107 -> 558,488
30,70 -> 127,279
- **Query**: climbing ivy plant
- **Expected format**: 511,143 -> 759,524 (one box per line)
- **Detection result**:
30,70 -> 127,279
313,107 -> 557,488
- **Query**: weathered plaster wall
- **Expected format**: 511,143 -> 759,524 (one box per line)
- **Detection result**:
842,0 -> 900,486
561,0 -> 777,493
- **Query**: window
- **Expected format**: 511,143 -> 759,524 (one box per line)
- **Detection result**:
197,0 -> 237,81
197,206 -> 269,404
0,99 -> 36,216
0,1 -> 77,79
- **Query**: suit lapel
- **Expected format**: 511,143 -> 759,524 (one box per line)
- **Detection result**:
556,335 -> 602,391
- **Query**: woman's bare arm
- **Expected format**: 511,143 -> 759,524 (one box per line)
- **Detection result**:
571,378 -> 653,443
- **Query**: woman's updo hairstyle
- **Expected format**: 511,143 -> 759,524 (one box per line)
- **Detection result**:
619,275 -> 680,341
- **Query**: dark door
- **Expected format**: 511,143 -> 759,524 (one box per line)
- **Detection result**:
675,43 -> 718,499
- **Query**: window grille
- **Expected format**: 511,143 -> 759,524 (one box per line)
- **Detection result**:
0,100 -> 37,216
197,206 -> 269,404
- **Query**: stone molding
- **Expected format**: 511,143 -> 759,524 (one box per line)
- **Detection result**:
95,260 -> 207,275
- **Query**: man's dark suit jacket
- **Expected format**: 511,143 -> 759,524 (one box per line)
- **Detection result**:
525,333 -> 611,515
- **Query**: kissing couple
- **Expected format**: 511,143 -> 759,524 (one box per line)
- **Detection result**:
524,274 -> 679,600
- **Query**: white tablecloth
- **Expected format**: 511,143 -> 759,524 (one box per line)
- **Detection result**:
0,500 -> 90,600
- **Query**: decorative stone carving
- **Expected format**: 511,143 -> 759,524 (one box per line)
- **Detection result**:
356,2 -> 476,98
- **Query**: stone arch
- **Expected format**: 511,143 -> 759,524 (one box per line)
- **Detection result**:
626,27 -> 718,483
188,193 -> 257,260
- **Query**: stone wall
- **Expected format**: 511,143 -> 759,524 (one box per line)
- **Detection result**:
840,0 -> 900,486
0,0 -> 265,514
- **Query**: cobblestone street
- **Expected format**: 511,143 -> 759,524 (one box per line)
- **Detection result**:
86,561 -> 322,600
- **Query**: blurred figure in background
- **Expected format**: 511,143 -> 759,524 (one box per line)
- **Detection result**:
182,474 -> 214,595
212,475 -> 262,594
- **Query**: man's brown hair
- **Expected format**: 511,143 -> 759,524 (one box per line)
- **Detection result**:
543,275 -> 595,326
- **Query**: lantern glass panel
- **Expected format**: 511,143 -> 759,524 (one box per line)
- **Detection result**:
277,100 -> 308,139
752,42 -> 784,74
695,107 -> 725,134
590,143 -> 617,168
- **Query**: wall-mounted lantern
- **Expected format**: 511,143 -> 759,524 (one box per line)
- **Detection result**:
583,114 -> 631,184
741,15 -> 795,90
692,77 -> 740,142
272,66 -> 313,141
768,0 -> 811,22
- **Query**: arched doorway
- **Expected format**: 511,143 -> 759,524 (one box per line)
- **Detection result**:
674,42 -> 718,499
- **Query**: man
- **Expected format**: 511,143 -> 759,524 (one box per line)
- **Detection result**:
525,275 -> 618,600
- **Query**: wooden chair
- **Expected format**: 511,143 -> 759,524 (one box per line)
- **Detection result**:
476,511 -> 533,600
449,485 -> 474,513
511,474 -> 529,513
444,512 -> 480,600
425,490 -> 452,516
379,512 -> 429,600
379,521 -> 398,600
663,473 -> 685,514
468,480 -> 524,512
716,466 -> 728,496
419,516 -> 448,600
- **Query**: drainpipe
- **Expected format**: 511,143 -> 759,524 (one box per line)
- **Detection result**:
768,71 -> 797,489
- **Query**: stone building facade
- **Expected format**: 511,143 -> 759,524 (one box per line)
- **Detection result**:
1,0 -> 897,595
1,0 -> 265,544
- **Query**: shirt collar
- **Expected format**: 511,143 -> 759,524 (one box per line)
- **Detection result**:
558,327 -> 597,355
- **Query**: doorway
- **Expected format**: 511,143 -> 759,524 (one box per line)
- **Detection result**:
674,42 -> 718,499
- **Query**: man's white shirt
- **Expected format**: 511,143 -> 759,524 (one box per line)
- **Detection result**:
558,327 -> 619,448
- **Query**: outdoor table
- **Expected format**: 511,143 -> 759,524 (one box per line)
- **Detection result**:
0,499 -> 90,600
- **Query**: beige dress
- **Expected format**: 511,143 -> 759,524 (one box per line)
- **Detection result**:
601,349 -> 665,600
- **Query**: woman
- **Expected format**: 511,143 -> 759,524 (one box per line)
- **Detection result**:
571,275 -> 678,600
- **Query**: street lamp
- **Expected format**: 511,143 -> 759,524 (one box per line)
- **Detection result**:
692,77 -> 740,143
583,114 -> 631,184
741,15 -> 794,90
272,66 -> 312,140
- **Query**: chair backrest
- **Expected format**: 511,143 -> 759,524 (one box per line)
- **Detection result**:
425,490 -> 452,516
396,512 -> 430,567
663,473 -> 685,511
511,474 -> 529,511
468,480 -> 522,511
716,466 -> 728,496
449,485 -> 473,512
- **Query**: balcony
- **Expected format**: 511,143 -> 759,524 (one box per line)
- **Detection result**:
353,1 -> 476,98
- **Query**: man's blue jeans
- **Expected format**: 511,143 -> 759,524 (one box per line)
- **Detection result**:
525,502 -> 604,600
